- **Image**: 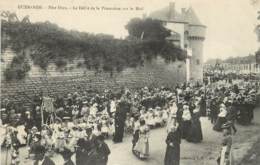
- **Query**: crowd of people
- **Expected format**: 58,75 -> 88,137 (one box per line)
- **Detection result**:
0,79 -> 258,165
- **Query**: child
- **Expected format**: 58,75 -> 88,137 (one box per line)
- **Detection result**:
108,119 -> 115,138
26,126 -> 38,159
11,129 -> 21,165
41,125 -> 54,157
154,107 -> 163,127
16,125 -> 27,146
55,127 -> 65,153
125,115 -> 133,134
217,123 -> 233,165
101,116 -> 109,138
147,108 -> 155,129
162,107 -> 169,124
93,122 -> 101,137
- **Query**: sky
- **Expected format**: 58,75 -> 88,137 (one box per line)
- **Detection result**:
1,0 -> 260,62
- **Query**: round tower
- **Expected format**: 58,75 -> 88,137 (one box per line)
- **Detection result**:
188,24 -> 206,81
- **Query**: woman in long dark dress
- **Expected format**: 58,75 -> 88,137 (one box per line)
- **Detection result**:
164,124 -> 181,165
199,95 -> 207,117
186,108 -> 203,143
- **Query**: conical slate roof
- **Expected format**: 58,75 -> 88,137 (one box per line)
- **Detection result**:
149,3 -> 204,26
184,7 -> 203,26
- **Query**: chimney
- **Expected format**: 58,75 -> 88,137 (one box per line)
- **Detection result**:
169,2 -> 175,20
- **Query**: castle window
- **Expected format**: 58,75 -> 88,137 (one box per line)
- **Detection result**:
196,59 -> 200,65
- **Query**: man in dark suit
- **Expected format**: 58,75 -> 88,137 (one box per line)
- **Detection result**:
113,97 -> 131,143
61,147 -> 75,165
34,145 -> 55,165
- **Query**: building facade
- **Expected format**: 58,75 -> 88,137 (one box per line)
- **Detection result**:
149,2 -> 206,81
204,62 -> 260,75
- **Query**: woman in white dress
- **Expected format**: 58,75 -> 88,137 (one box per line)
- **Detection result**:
101,116 -> 109,138
133,119 -> 150,159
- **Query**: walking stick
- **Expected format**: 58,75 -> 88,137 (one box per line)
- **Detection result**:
5,146 -> 8,165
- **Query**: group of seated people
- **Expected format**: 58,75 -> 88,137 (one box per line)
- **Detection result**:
0,80 -> 258,164
0,85 -> 180,164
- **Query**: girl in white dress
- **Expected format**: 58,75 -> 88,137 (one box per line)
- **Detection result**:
147,108 -> 155,129
133,119 -> 150,159
101,116 -> 109,138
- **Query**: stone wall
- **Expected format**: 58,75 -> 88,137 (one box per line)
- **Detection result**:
189,38 -> 204,81
1,56 -> 186,107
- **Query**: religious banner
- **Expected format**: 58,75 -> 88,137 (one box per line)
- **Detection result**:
42,97 -> 54,113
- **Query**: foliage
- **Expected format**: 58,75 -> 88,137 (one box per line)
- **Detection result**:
125,17 -> 186,62
2,16 -> 186,80
125,18 -> 171,40
4,55 -> 31,81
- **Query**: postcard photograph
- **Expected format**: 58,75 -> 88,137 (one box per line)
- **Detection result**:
0,0 -> 260,165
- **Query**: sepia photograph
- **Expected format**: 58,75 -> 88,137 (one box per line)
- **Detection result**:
0,0 -> 260,164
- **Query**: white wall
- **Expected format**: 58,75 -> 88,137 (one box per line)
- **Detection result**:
166,22 -> 185,49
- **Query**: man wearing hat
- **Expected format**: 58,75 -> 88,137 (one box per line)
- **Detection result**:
33,145 -> 55,165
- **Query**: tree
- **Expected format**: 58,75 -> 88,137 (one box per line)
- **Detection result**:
125,17 -> 186,62
2,13 -> 186,81
125,18 -> 171,41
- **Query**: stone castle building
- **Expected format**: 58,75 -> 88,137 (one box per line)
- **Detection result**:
149,2 -> 206,81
